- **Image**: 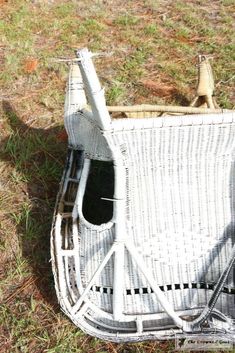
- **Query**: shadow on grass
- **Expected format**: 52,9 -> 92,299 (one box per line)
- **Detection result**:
1,100 -> 67,309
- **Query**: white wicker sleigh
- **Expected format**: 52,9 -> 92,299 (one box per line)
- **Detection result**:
51,48 -> 235,343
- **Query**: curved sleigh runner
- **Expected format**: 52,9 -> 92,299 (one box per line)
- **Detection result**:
51,48 -> 235,343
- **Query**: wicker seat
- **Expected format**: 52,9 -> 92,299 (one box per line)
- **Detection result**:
51,48 -> 235,343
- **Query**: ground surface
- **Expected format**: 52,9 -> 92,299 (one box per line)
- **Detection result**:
0,0 -> 234,352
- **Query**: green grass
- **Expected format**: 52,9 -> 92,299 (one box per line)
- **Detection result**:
0,0 -> 234,352
106,83 -> 125,105
144,24 -> 158,35
114,14 -> 140,26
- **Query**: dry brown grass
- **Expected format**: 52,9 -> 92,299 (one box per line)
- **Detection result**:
0,0 -> 234,352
